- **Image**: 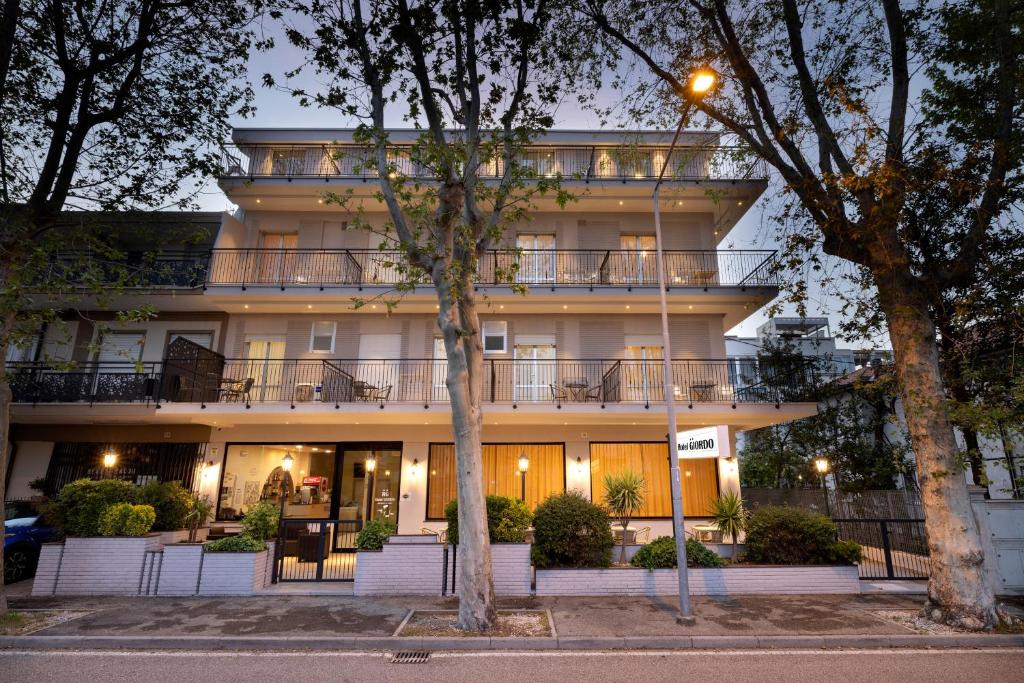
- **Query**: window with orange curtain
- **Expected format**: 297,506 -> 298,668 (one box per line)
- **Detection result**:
589,443 -> 719,517
426,443 -> 565,519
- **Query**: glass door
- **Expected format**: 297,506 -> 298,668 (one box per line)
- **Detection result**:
624,345 -> 663,402
516,234 -> 556,284
620,234 -> 657,284
258,232 -> 298,284
243,339 -> 286,401
332,444 -> 402,549
514,342 -> 556,402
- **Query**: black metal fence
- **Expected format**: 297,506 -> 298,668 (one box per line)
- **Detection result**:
833,519 -> 929,580
8,362 -> 162,405
220,143 -> 769,182
274,519 -> 361,582
44,251 -> 210,289
43,442 -> 206,495
205,248 -> 780,289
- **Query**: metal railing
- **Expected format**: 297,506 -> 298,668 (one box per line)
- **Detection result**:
834,518 -> 930,579
274,519 -> 361,582
220,143 -> 768,182
205,248 -> 780,289
43,251 -> 210,289
8,362 -> 162,405
9,357 -> 821,407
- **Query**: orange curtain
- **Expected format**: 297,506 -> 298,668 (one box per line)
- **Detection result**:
590,443 -> 718,517
427,443 -> 565,518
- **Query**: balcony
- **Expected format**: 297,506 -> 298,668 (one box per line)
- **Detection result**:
45,251 -> 210,290
205,249 -> 780,290
219,143 -> 768,183
10,358 -> 821,408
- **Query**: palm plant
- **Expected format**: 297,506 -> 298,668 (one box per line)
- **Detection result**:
711,491 -> 747,563
185,495 -> 213,543
603,470 -> 646,565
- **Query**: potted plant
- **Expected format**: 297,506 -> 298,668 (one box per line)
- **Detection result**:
602,470 -> 645,565
199,501 -> 280,595
185,494 -> 213,543
710,491 -> 747,563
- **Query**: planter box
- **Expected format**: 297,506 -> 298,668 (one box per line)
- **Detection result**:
452,543 -> 532,596
197,542 -> 274,596
31,535 -> 162,596
155,543 -> 205,596
535,564 -> 860,596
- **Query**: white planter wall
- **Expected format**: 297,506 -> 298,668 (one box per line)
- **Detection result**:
156,544 -> 204,596
197,545 -> 272,595
31,535 -> 162,596
452,543 -> 532,596
535,565 -> 860,596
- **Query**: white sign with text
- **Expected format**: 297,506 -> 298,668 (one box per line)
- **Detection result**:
675,425 -> 731,459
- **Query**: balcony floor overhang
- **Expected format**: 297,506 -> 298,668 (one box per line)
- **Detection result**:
12,401 -> 818,432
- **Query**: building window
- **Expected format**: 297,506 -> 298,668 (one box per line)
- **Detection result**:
426,443 -> 565,518
310,321 -> 336,353
482,321 -> 507,354
590,443 -> 718,517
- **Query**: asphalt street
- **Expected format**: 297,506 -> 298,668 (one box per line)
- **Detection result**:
0,648 -> 1021,683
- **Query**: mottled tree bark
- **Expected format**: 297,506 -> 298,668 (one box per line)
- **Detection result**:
877,279 -> 997,629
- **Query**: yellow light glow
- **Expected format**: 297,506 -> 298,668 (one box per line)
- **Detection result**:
281,453 -> 294,471
517,453 -> 530,473
814,457 -> 830,474
102,451 -> 117,468
691,71 -> 716,94
365,456 -> 377,473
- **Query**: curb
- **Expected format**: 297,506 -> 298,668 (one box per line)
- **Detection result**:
0,633 -> 1021,652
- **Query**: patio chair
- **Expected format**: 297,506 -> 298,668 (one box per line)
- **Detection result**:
584,384 -> 602,402
420,527 -> 440,542
221,377 -> 254,403
370,384 -> 393,402
549,383 -> 569,402
634,527 -> 651,544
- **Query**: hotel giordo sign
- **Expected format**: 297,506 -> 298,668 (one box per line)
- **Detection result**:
675,425 -> 732,459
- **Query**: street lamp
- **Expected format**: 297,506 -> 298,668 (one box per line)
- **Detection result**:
814,456 -> 830,516
364,455 -> 377,522
518,452 -> 530,502
653,66 -> 717,626
101,449 -> 118,479
279,451 -> 294,520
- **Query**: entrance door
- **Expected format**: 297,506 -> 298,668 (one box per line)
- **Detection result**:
514,341 -> 556,402
243,339 -> 286,401
620,234 -> 656,284
258,232 -> 298,284
332,444 -> 402,549
516,234 -> 556,284
624,344 -> 663,402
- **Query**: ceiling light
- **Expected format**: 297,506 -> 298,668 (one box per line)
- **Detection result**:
307,304 -> 313,309
244,304 -> 249,309
255,198 -> 261,204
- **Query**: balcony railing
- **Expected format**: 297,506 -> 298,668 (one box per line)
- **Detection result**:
43,251 -> 210,289
205,249 -> 780,289
10,358 -> 822,407
220,144 -> 768,182
8,362 -> 162,405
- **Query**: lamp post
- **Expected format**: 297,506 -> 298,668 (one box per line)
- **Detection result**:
814,456 -> 830,516
654,68 -> 717,625
518,452 -> 530,502
364,454 -> 377,522
280,452 -> 294,520
101,449 -> 118,480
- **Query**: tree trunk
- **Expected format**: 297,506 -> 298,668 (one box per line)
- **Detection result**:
619,519 -> 628,565
439,284 -> 495,631
877,281 -> 997,629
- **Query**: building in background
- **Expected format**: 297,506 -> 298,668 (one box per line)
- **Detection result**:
6,129 -> 827,580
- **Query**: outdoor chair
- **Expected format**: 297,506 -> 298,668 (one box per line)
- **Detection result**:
634,527 -> 651,544
584,384 -> 602,402
221,377 -> 254,403
549,383 -> 569,402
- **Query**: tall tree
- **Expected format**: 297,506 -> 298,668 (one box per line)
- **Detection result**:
279,0 -> 566,630
0,0 -> 270,615
581,0 -> 1022,628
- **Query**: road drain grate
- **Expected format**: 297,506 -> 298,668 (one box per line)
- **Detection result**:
390,651 -> 431,664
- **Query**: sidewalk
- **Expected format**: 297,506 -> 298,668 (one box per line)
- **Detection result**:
4,590 -> 1023,651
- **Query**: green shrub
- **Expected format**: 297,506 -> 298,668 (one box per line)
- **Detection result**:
55,479 -> 136,536
204,534 -> 267,552
240,501 -> 280,541
98,503 -> 156,537
444,495 -> 532,545
630,536 -> 726,570
531,491 -> 614,568
137,481 -> 193,531
744,506 -> 861,565
356,519 -> 398,550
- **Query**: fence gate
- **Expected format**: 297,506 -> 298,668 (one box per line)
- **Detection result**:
273,519 -> 361,582
833,518 -> 929,579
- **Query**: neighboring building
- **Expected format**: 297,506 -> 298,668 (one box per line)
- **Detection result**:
6,129 -> 824,578
727,316 -> 1022,499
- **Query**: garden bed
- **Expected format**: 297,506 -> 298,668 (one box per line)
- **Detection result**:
534,564 -> 860,596
396,610 -> 553,638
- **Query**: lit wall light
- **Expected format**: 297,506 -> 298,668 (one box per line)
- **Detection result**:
410,458 -> 420,478
574,456 -> 585,475
102,450 -> 118,468
366,455 -> 377,473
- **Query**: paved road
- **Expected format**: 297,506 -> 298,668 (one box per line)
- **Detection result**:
0,648 -> 1021,682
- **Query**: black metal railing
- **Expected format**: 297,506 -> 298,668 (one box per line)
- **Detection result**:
8,362 -> 162,405
274,518 -> 361,582
205,248 -> 780,289
834,518 -> 930,579
220,143 -> 769,183
9,357 -> 822,407
43,251 -> 210,289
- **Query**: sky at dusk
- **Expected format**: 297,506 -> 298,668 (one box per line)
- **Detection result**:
190,33 -> 884,348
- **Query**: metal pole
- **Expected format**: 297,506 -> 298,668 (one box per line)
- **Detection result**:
654,107 -> 695,624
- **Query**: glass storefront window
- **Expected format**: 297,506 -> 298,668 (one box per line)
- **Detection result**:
218,443 -> 335,520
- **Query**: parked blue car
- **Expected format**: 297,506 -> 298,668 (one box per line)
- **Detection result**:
5,514 -> 58,583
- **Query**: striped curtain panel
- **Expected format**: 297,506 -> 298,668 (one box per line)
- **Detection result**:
590,443 -> 718,517
426,443 -> 565,518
